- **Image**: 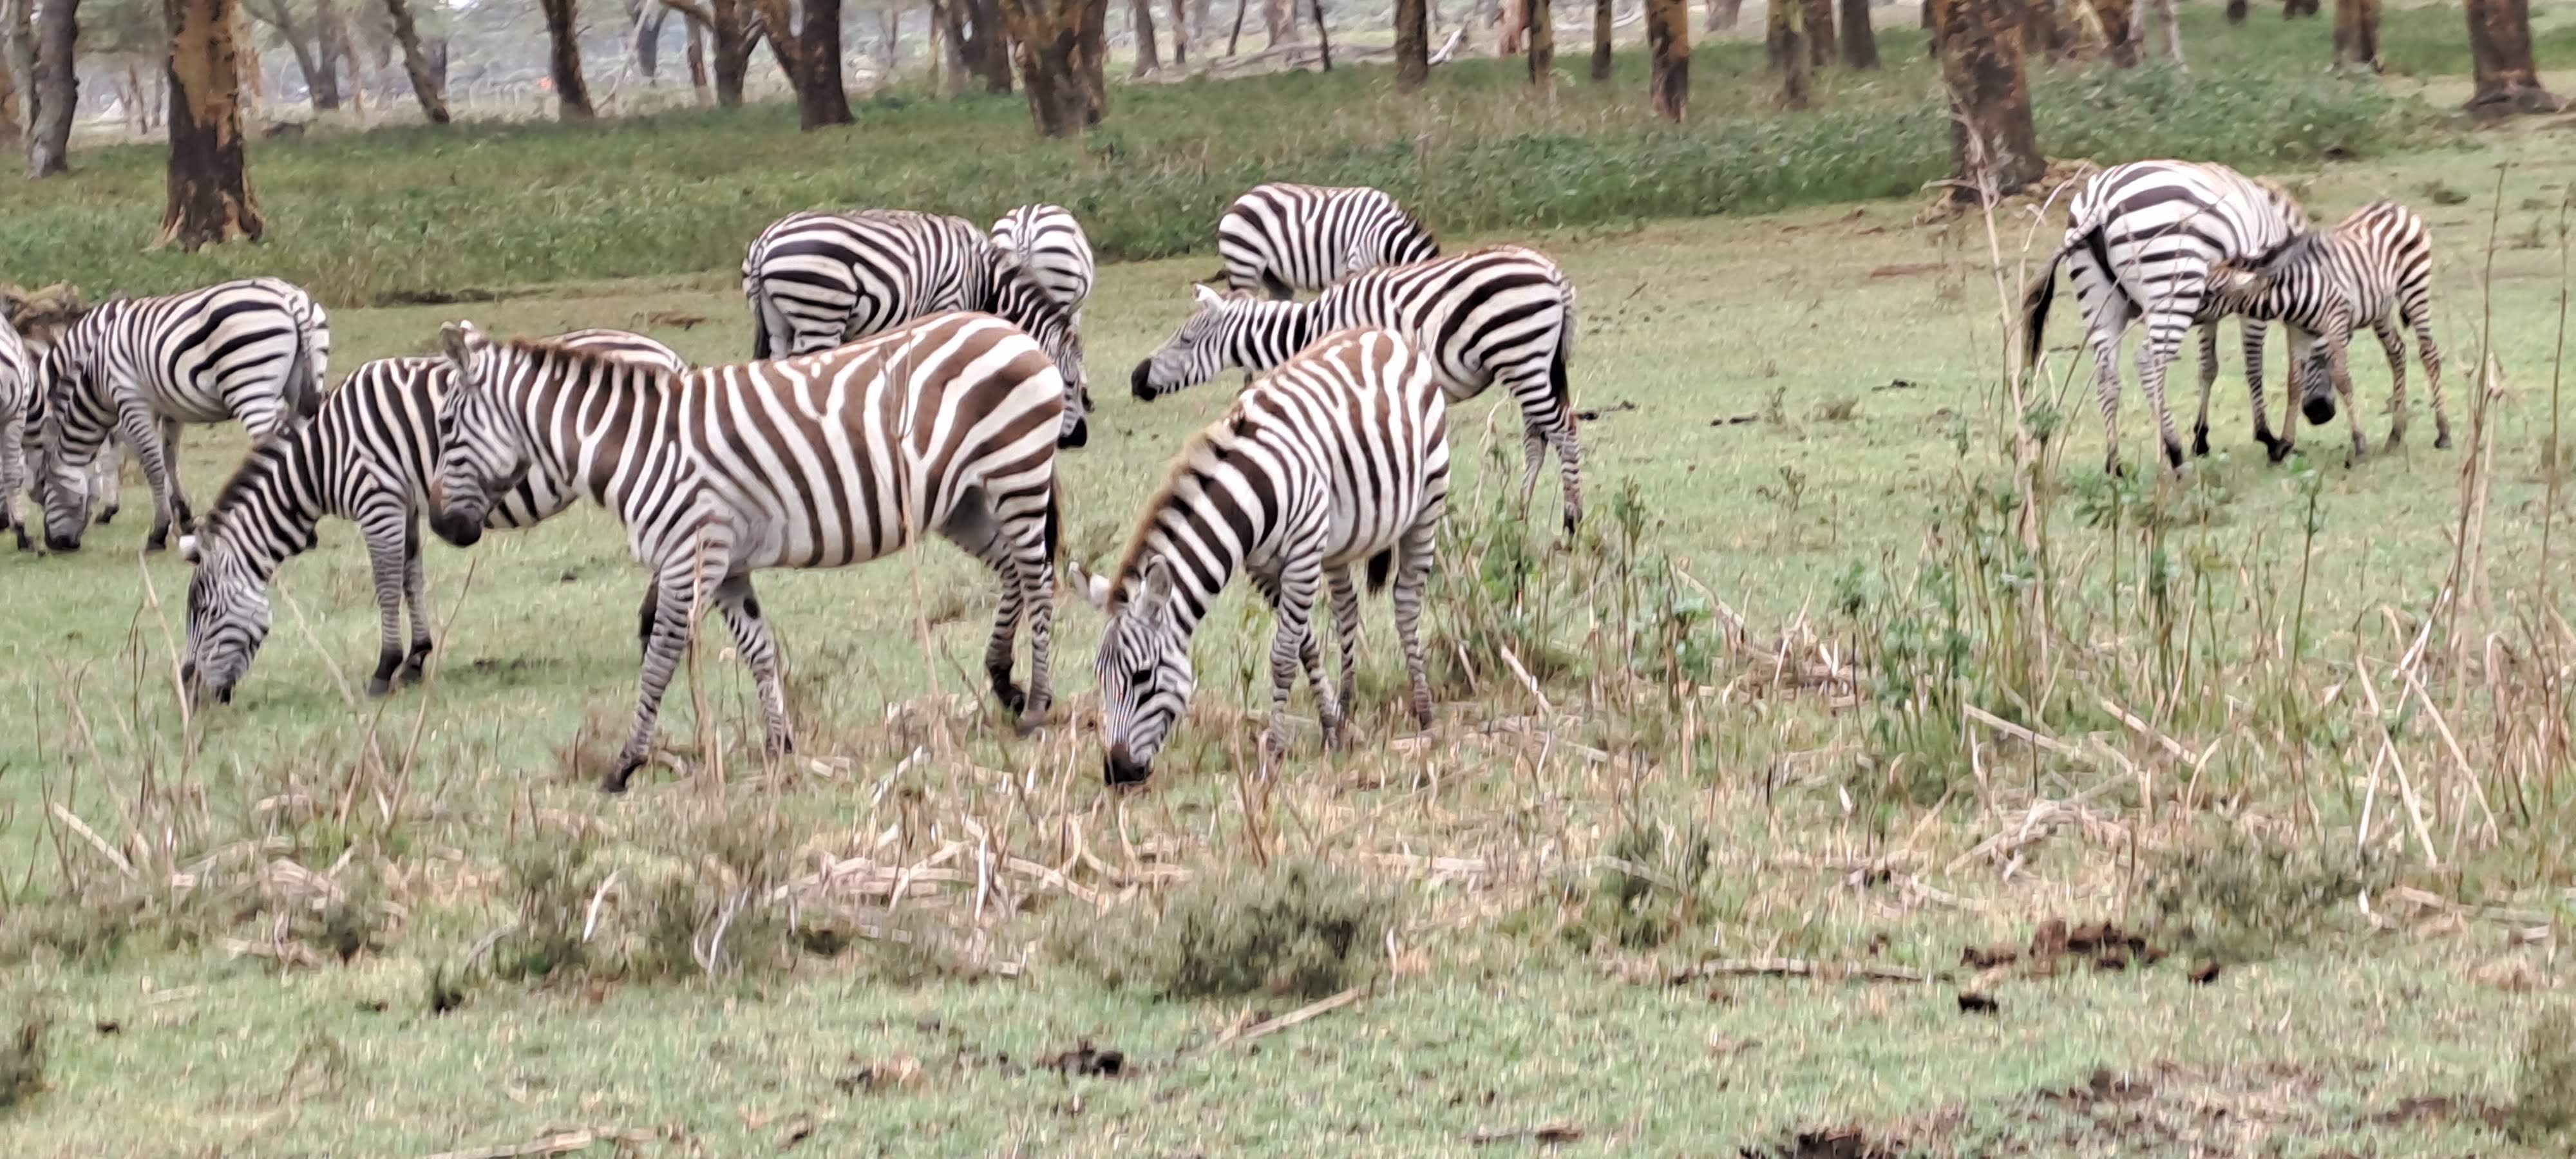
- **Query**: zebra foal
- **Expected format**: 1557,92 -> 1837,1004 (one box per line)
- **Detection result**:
1215,183 -> 1439,299
428,312 -> 1066,794
1132,245 -> 1580,532
1084,327 -> 1451,786
2202,198 -> 2450,460
178,331 -> 687,705
34,276 -> 331,551
2023,160 -> 2311,474
741,208 -> 1092,446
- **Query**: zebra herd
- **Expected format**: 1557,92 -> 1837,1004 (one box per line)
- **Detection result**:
2,181 -> 1586,793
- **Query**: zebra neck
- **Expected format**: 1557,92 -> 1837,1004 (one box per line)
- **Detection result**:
1235,303 -> 1320,372
1118,534 -> 1239,640
205,441 -> 328,578
522,357 -> 672,509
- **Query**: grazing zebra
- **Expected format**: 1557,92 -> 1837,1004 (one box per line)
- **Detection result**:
34,276 -> 332,552
178,331 -> 688,706
1082,327 -> 1450,786
428,311 -> 1066,794
1132,245 -> 1581,532
1215,183 -> 1440,299
2200,198 -> 2450,461
990,203 -> 1096,314
2023,160 -> 2311,474
741,209 -> 1090,446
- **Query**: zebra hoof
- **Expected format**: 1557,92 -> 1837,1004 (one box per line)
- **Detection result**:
2435,431 -> 2454,450
2267,440 -> 2295,465
600,760 -> 643,795
365,677 -> 394,699
992,679 -> 1028,717
11,528 -> 28,552
2192,429 -> 2210,458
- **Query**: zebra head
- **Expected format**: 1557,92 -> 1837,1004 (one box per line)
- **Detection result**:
178,527 -> 286,706
1092,556 -> 1195,786
426,321 -> 530,549
1131,285 -> 1286,401
31,342 -> 100,552
992,249 -> 1092,448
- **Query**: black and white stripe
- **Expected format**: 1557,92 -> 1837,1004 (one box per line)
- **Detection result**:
990,203 -> 1096,315
428,311 -> 1065,794
33,276 -> 332,551
0,316 -> 27,551
1132,245 -> 1580,532
2202,198 -> 2449,460
1214,183 -> 1440,299
2022,160 -> 2311,473
178,331 -> 687,705
741,209 -> 1091,446
1083,327 -> 1450,786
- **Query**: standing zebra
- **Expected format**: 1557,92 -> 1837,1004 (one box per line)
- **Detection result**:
179,331 -> 688,705
1132,245 -> 1582,532
0,316 -> 27,551
1215,183 -> 1440,299
2023,160 -> 2311,474
990,204 -> 1096,315
34,276 -> 332,551
741,209 -> 1091,446
1084,327 -> 1450,786
8,314 -> 123,538
428,312 -> 1066,794
2201,198 -> 2450,460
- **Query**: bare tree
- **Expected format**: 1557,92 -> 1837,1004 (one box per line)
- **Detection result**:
1167,0 -> 1185,62
1648,0 -> 1685,118
1931,0 -> 2041,201
27,0 -> 76,176
1767,0 -> 1807,107
536,0 -> 594,118
2331,0 -> 2372,67
1128,0 -> 1157,72
1588,0 -> 1608,79
2145,0 -> 2179,63
1702,0 -> 1735,31
1524,0 -> 1549,84
662,0 -> 762,105
999,0 -> 1105,135
380,0 -> 447,121
1262,0 -> 1295,44
161,0 -> 262,247
936,0 -> 1012,91
0,0 -> 24,140
1838,0 -> 1874,66
2465,0 -> 2555,117
1308,0 -> 1328,67
753,0 -> 855,127
1800,0 -> 1832,66
1394,0 -> 1425,88
244,0 -> 341,109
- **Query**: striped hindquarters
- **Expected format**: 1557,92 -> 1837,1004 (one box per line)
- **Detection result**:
48,277 -> 331,436
2065,160 -> 2309,321
990,204 -> 1097,312
1215,183 -> 1441,299
1314,246 -> 1573,408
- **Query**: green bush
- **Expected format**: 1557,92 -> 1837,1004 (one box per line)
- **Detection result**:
1056,858 -> 1391,999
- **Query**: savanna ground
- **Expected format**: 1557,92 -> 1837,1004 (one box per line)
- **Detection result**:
5,13 -> 2576,1157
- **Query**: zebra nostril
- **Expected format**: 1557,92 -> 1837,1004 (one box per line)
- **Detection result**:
1130,362 -> 1156,401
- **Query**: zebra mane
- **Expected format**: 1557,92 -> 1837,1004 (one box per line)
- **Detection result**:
498,335 -> 683,386
198,428 -> 305,542
1103,402 -> 1253,612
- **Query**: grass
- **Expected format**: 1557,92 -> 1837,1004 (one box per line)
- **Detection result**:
1,15 -> 2573,1154
0,6 -> 2438,305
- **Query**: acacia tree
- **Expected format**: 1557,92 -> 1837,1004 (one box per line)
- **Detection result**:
25,0 -> 73,176
1525,0 -> 1550,86
1394,0 -> 1425,88
1767,0 -> 1808,108
1589,0 -> 1608,80
936,0 -> 1011,92
1128,0 -> 1156,72
1839,0 -> 1875,67
2465,0 -> 2554,116
661,0 -> 761,104
243,0 -> 339,108
1932,0 -> 2041,202
999,0 -> 1104,135
1800,0 -> 1832,66
380,0 -> 448,121
161,0 -> 261,247
1647,0 -> 1685,118
752,0 -> 854,127
2088,0 -> 2135,64
536,0 -> 594,118
2332,0 -> 2374,68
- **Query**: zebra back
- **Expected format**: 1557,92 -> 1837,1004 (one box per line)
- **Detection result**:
1215,183 -> 1440,298
990,204 -> 1096,312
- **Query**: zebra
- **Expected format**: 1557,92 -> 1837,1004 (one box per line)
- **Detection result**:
990,203 -> 1096,315
1214,183 -> 1439,300
1132,245 -> 1582,533
33,276 -> 332,552
1079,327 -> 1450,786
11,314 -> 126,540
0,316 -> 26,550
741,208 -> 1091,447
427,311 -> 1066,794
177,330 -> 688,706
2022,160 -> 2312,474
2199,198 -> 2450,461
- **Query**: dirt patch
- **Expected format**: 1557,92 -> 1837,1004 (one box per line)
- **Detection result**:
1039,1040 -> 1127,1078
1739,1127 -> 1905,1159
1964,918 -> 2167,983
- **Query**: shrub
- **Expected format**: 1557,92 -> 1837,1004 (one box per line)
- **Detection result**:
1057,858 -> 1391,999
2142,824 -> 2392,963
0,1006 -> 46,1114
2513,1006 -> 2576,1147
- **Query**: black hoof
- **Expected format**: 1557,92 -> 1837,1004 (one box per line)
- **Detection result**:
11,528 -> 28,552
2434,432 -> 2453,450
992,679 -> 1027,717
366,677 -> 393,698
2191,428 -> 2211,458
2268,441 -> 2295,464
146,532 -> 169,552
601,762 -> 640,794
1103,755 -> 1151,787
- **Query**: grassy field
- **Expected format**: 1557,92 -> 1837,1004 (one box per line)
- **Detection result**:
6,17 -> 2576,1158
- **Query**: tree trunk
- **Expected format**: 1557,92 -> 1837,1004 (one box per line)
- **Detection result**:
797,0 -> 854,125
1767,0 -> 1806,106
1588,0 -> 1609,79
1931,0 -> 2041,202
2282,0 -> 2316,16
2146,0 -> 2179,63
161,0 -> 263,248
697,0 -> 757,106
1704,0 -> 1736,30
1838,0 -> 1874,66
1647,0 -> 1685,118
686,14 -> 710,97
0,31 -> 16,143
1129,0 -> 1157,72
940,0 -> 1012,91
1308,0 -> 1327,68
2465,0 -> 2554,116
999,0 -> 1105,135
314,0 -> 348,106
26,0 -> 74,176
2331,0 -> 2373,66
380,0 -> 448,121
1394,0 -> 1426,88
2224,0 -> 2244,21
1524,0 -> 1549,84
1495,0 -> 1519,52
1,0 -> 28,144
1262,0 -> 1296,43
2023,0 -> 2065,59
252,0 -> 341,111
2090,0 -> 2136,64
1801,0 -> 1832,66
538,0 -> 595,118
1168,0 -> 1185,62
1226,0 -> 1245,52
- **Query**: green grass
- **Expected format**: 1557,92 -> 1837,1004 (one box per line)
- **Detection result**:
0,8 -> 2438,304
3,15 -> 2575,1153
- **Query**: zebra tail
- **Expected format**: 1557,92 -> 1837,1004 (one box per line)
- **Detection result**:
2020,245 -> 2069,375
745,272 -> 774,361
1365,548 -> 1394,596
1043,482 -> 1062,565
1550,275 -> 1578,411
288,308 -> 323,420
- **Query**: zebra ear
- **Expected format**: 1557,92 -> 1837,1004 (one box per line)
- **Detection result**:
178,533 -> 201,564
438,321 -> 489,371
1191,284 -> 1224,310
1066,560 -> 1112,611
1137,556 -> 1175,614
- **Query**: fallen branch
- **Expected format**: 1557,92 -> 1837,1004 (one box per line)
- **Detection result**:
423,1126 -> 653,1159
1666,957 -> 1937,985
1218,985 -> 1367,1047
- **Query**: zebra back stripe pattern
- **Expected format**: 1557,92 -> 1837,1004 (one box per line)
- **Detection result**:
1133,244 -> 1581,531
1092,326 -> 1452,784
428,311 -> 1065,793
990,203 -> 1097,314
1215,183 -> 1440,299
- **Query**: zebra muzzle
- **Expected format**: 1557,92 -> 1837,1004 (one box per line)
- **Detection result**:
1129,362 -> 1158,401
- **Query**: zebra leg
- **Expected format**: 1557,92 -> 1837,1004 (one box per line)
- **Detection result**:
980,558 -> 1030,717
361,500 -> 412,698
2192,323 -> 2220,458
93,439 -> 122,525
1393,518 -> 1440,731
712,575 -> 795,760
2410,304 -> 2452,449
2132,313 -> 2191,470
109,400 -> 178,552
0,403 -> 24,551
608,560 -> 723,794
2242,318 -> 2282,457
397,516 -> 435,687
158,417 -> 193,534
636,584 -> 659,661
2084,308 -> 2134,476
1012,514 -> 1056,728
1327,566 -> 1362,719
2324,322 -> 2367,463
2372,314 -> 2409,449
2274,328 -> 2311,462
